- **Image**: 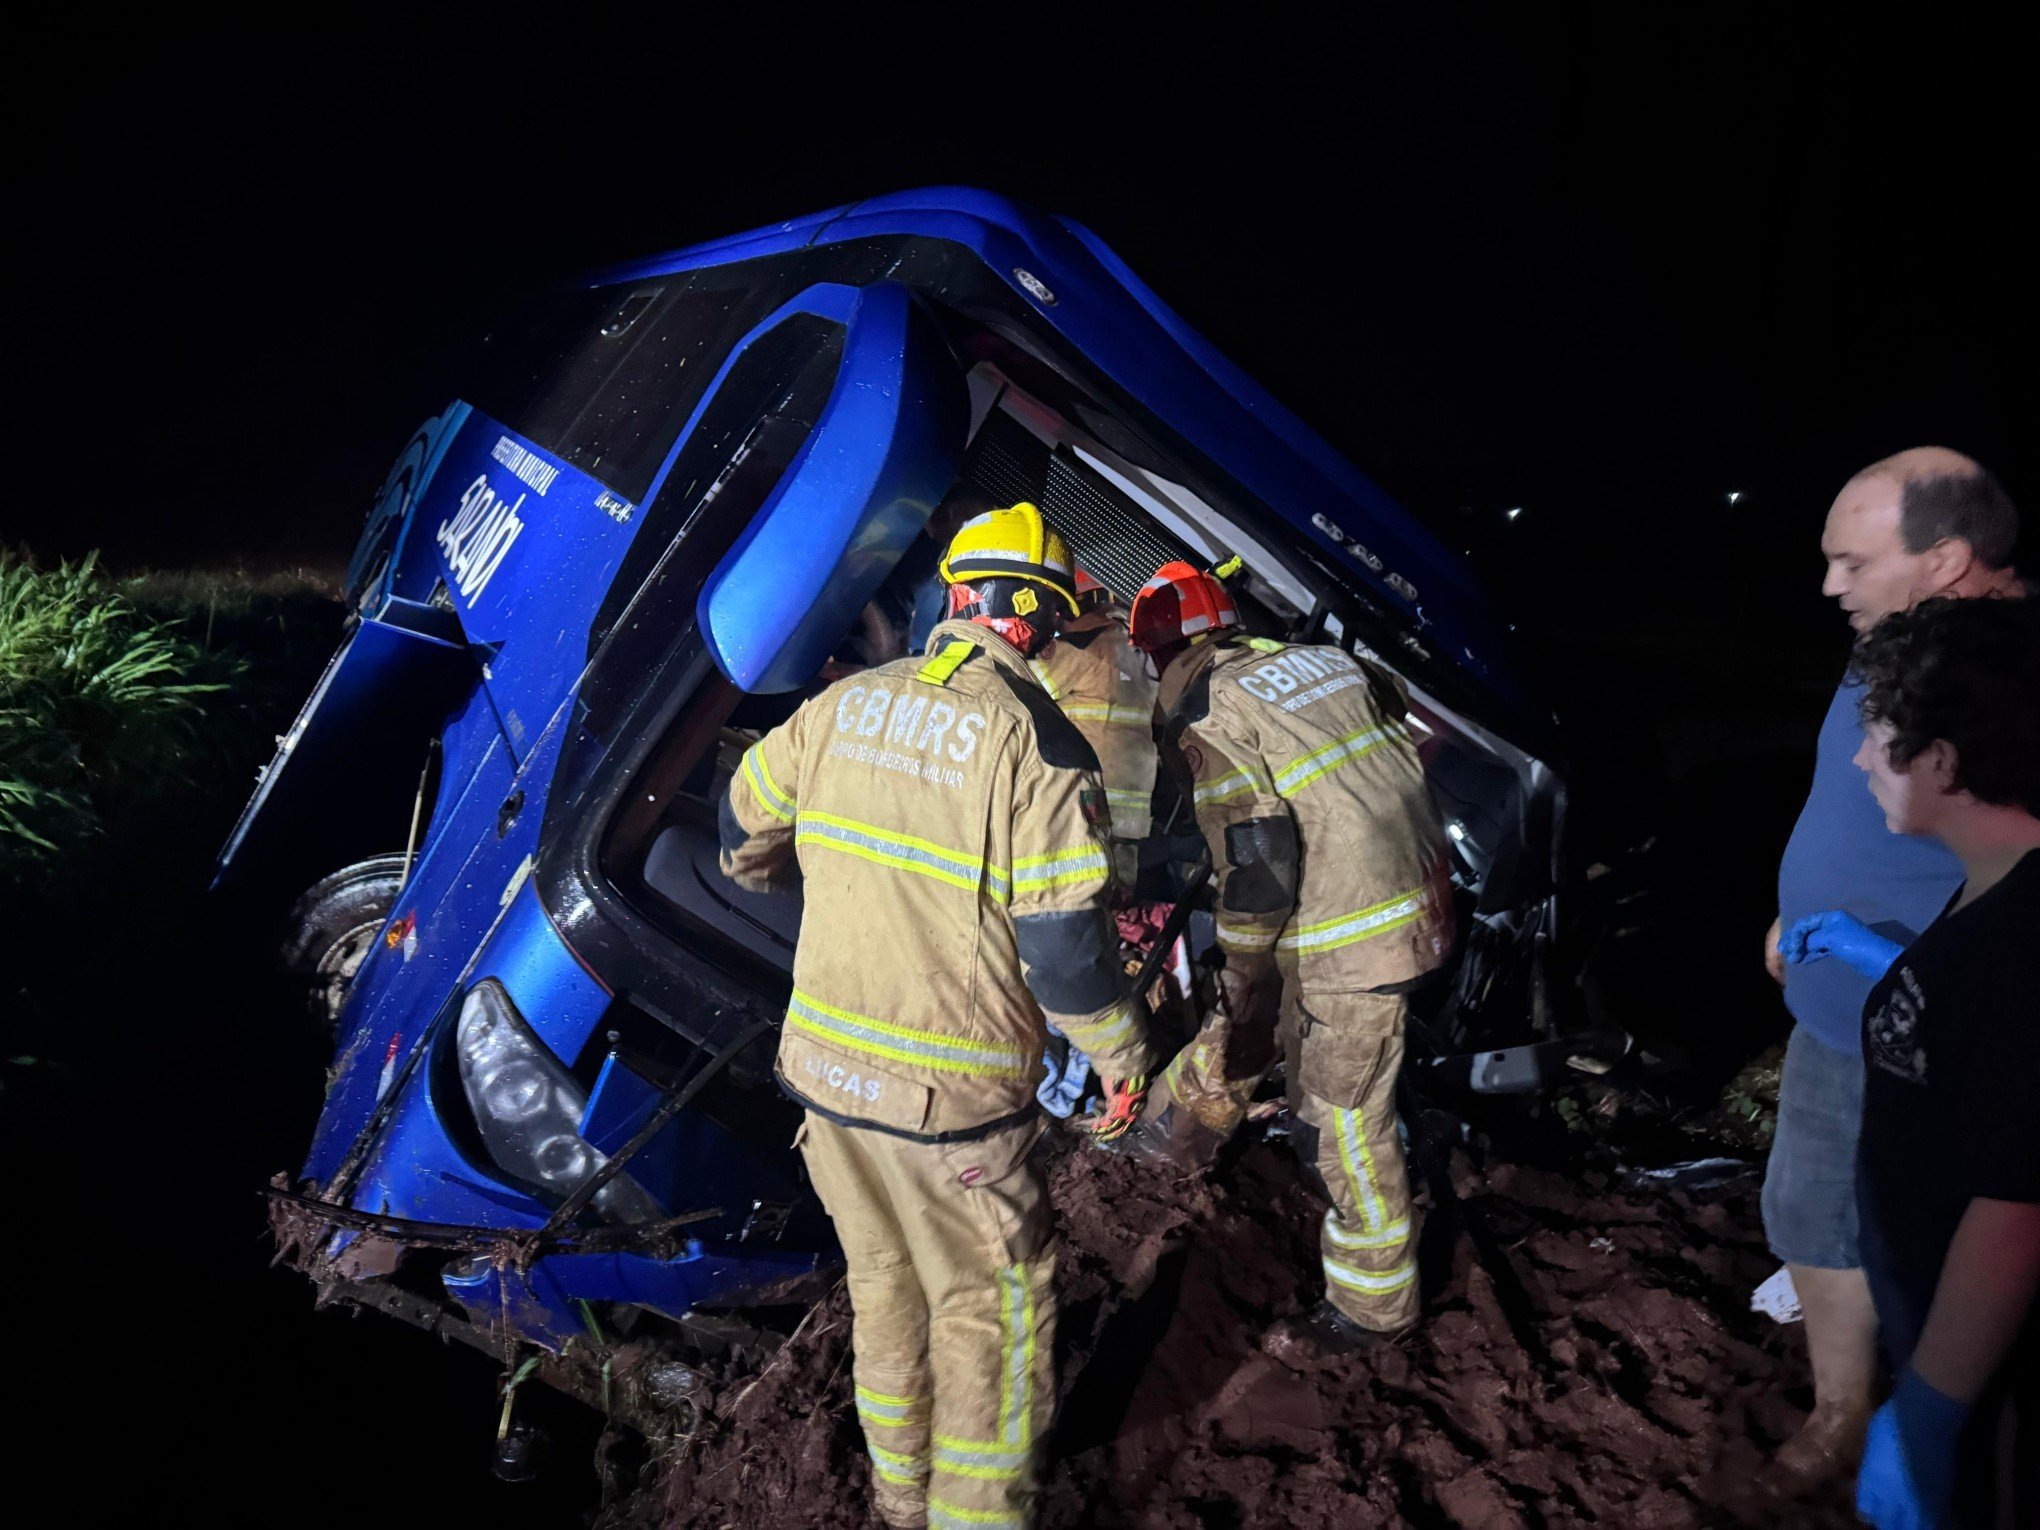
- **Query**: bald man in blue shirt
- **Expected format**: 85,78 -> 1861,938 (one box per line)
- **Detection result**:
1761,447 -> 2024,1491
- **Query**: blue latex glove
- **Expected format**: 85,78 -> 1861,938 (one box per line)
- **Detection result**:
1778,910 -> 1904,980
1856,1369 -> 1969,1529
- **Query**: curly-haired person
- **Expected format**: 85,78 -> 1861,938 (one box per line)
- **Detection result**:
1781,595 -> 2040,1528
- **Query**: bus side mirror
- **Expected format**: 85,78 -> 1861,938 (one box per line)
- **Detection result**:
698,282 -> 966,694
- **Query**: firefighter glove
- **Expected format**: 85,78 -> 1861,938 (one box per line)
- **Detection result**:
1083,1074 -> 1150,1142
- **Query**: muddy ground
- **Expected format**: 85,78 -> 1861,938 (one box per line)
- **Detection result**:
625,1127 -> 1853,1529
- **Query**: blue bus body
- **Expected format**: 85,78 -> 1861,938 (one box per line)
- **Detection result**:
230,189 -> 1567,1401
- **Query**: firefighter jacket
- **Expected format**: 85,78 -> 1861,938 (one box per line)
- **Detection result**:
722,619 -> 1153,1139
1156,635 -> 1455,991
1030,611 -> 1160,845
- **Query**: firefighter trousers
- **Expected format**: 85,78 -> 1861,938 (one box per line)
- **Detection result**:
1151,985 -> 1421,1332
798,1111 -> 1057,1530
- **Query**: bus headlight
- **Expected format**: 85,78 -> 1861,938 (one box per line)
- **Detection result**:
454,980 -> 659,1222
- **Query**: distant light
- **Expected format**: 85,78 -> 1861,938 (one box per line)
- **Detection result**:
1446,821 -> 1467,842
1726,490 -> 1743,505
1505,507 -> 1523,521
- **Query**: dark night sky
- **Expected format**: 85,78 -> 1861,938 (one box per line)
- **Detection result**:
13,9 -> 2035,698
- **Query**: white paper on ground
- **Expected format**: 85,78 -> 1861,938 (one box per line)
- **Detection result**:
1750,1264 -> 1803,1324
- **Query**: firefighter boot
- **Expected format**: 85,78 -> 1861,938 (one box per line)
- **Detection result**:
1263,1297 -> 1413,1365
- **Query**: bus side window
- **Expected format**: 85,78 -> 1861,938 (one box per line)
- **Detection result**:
574,315 -> 848,757
477,279 -> 790,504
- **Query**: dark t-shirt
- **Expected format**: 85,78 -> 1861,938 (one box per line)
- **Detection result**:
1858,848 -> 2040,1348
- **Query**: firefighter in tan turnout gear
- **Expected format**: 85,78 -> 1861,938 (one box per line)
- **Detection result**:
720,502 -> 1153,1530
1029,567 -> 1161,889
1115,560 -> 1454,1339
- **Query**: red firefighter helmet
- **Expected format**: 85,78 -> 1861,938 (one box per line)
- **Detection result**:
1127,560 -> 1239,653
1073,566 -> 1111,615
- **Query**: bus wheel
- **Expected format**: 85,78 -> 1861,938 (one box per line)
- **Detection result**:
284,853 -> 411,1032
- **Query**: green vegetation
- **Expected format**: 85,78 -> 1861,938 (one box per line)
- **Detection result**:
2,553 -> 231,873
2,553 -> 339,1123
1548,1046 -> 1784,1159
0,551 -> 340,884
1710,1045 -> 1783,1154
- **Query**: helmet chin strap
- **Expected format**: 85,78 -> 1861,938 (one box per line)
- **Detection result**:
948,580 -> 1057,655
970,613 -> 1050,655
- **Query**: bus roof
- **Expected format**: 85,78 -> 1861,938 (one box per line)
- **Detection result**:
593,186 -> 1535,724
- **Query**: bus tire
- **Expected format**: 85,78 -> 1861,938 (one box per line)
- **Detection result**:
284,853 -> 411,1032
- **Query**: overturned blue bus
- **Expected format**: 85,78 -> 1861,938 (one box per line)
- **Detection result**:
226,188 -> 1576,1427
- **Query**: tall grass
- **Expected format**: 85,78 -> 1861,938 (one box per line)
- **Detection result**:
0,552 -> 237,876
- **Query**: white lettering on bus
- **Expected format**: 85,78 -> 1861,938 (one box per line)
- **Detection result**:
437,475 -> 526,607
490,436 -> 560,496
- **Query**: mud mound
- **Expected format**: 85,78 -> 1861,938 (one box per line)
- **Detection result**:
625,1130 -> 1853,1528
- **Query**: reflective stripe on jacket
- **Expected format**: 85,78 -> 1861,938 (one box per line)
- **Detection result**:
723,619 -> 1152,1137
1157,636 -> 1454,991
1030,613 -> 1160,844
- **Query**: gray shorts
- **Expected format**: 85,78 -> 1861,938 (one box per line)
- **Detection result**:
1761,1024 -> 1865,1269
